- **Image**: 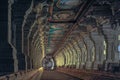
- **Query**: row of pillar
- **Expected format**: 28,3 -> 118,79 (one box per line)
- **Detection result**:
55,24 -> 120,70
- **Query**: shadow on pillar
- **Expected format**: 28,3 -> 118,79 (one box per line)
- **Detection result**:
27,56 -> 31,69
0,42 -> 14,76
17,53 -> 26,71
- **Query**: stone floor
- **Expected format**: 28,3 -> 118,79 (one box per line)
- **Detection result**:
30,70 -> 80,80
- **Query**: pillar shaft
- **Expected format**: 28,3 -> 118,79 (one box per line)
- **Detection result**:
79,41 -> 86,69
102,24 -> 116,71
103,24 -> 114,62
83,35 -> 94,69
114,32 -> 120,62
91,31 -> 105,70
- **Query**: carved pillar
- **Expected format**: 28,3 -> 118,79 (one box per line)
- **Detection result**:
70,41 -> 79,68
102,24 -> 115,71
69,43 -> 77,68
79,41 -> 87,69
112,20 -> 120,63
91,31 -> 104,70
67,44 -> 75,67
112,22 -> 120,62
113,31 -> 120,62
83,35 -> 94,69
63,49 -> 68,67
66,47 -> 72,67
68,44 -> 74,68
64,48 -> 70,67
62,52 -> 66,67
74,39 -> 82,69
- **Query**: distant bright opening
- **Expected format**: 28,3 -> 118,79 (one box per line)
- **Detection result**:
42,56 -> 55,70
118,45 -> 120,52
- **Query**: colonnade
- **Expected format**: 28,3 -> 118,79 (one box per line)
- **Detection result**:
55,24 -> 120,70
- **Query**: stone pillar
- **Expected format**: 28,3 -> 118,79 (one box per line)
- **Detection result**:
68,46 -> 74,67
67,45 -> 74,67
70,42 -> 79,68
102,24 -> 115,71
79,41 -> 87,69
69,43 -> 77,68
64,48 -> 70,67
112,32 -> 120,62
66,47 -> 72,68
62,52 -> 66,67
63,49 -> 68,67
74,40 -> 82,69
91,31 -> 104,70
83,35 -> 94,69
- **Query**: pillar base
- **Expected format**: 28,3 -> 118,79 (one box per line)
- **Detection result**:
104,60 -> 112,71
76,64 -> 80,69
85,61 -> 92,70
104,60 -> 120,72
92,61 -> 100,70
80,63 -> 85,69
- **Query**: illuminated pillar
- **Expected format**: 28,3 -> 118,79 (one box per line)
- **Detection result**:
68,46 -> 73,67
67,45 -> 74,67
63,49 -> 68,67
64,48 -> 70,67
79,41 -> 87,69
68,43 -> 77,68
65,49 -> 69,67
73,40 -> 82,69
71,42 -> 78,68
66,47 -> 72,67
62,52 -> 66,67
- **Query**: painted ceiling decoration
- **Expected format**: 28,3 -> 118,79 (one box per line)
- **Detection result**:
53,11 -> 75,20
56,0 -> 82,9
46,23 -> 72,54
48,0 -> 83,22
21,0 -> 101,57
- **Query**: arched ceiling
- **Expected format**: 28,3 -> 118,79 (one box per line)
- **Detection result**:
22,0 -> 93,56
10,0 -> 120,58
22,0 -> 87,54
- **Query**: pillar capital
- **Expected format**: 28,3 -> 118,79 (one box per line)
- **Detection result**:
83,35 -> 94,47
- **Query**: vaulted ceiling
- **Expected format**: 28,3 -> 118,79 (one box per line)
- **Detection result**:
21,0 -> 95,56
10,0 -> 120,60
